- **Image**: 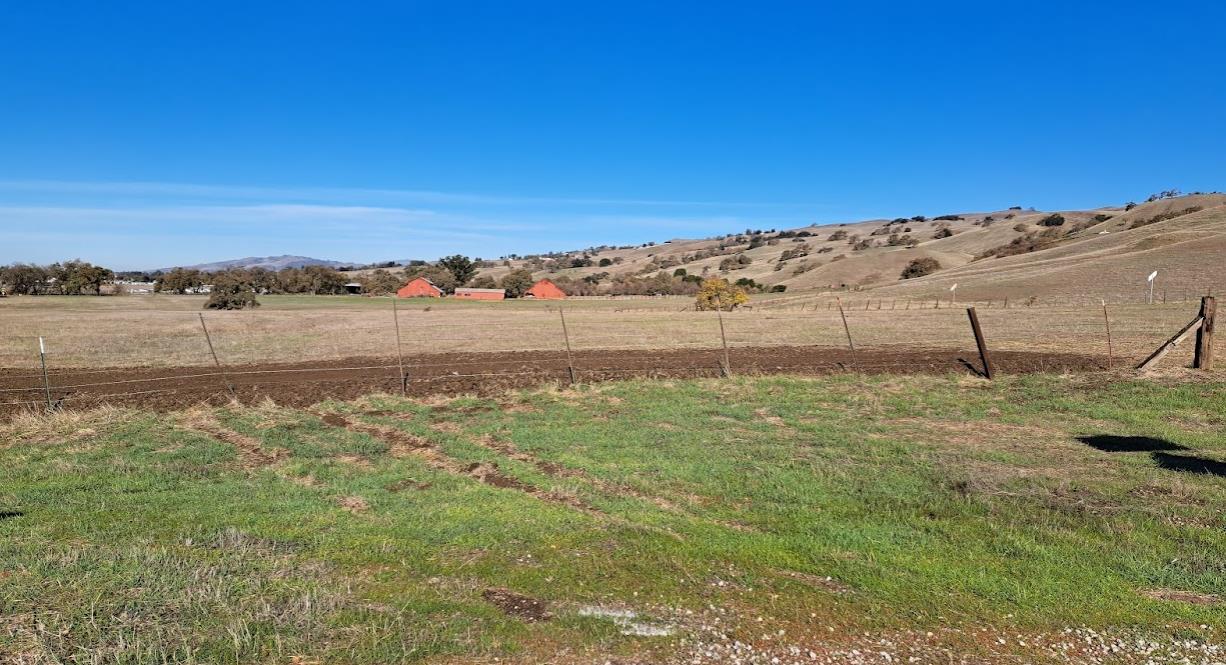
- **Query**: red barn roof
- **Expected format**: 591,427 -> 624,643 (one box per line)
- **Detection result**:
526,279 -> 566,299
397,277 -> 443,298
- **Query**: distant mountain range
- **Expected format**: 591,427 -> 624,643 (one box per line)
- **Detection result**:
157,255 -> 357,272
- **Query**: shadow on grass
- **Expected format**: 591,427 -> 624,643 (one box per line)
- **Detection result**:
957,358 -> 986,378
1152,452 -> 1226,478
1076,435 -> 1187,453
0,510 -> 24,520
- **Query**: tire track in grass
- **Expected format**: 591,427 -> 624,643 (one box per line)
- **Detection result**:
180,413 -> 285,468
467,431 -> 762,534
382,412 -> 760,537
317,412 -> 609,518
469,431 -> 683,512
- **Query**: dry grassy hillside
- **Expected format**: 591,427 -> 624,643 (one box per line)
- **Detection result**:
468,192 -> 1216,299
351,193 -> 1223,304
867,195 -> 1226,304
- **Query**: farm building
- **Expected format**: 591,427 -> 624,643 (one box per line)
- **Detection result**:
454,287 -> 506,301
397,277 -> 444,298
343,282 -> 363,295
526,278 -> 566,299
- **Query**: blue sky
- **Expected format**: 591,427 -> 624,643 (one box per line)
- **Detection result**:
2,1 -> 1224,269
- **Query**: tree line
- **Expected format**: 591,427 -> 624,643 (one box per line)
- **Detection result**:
2,253 -> 769,302
0,260 -> 114,295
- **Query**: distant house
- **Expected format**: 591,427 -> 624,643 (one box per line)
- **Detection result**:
525,278 -> 566,300
397,277 -> 443,298
454,287 -> 506,301
344,282 -> 363,295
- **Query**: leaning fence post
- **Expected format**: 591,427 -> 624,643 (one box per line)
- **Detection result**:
38,337 -> 53,412
1193,296 -> 1216,370
391,298 -> 407,395
714,296 -> 731,377
1101,300 -> 1114,369
836,297 -> 858,370
966,307 -> 995,379
558,307 -> 578,384
198,313 -> 237,399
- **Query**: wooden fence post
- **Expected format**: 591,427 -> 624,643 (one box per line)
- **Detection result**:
1137,315 -> 1205,371
558,307 -> 578,384
1101,300 -> 1114,369
714,296 -> 731,377
38,337 -> 53,412
1194,296 -> 1216,370
836,297 -> 858,370
198,314 -> 237,399
391,298 -> 407,395
966,307 -> 994,379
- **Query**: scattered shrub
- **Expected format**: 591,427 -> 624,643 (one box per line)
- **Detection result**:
1128,206 -> 1203,229
1037,214 -> 1065,227
694,278 -> 749,311
933,228 -> 954,239
900,257 -> 941,279
976,227 -> 1065,260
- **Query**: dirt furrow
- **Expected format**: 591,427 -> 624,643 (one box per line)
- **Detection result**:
320,413 -> 605,516
180,415 -> 284,468
0,346 -> 1108,419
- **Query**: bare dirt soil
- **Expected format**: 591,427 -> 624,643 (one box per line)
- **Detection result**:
0,345 -> 1106,418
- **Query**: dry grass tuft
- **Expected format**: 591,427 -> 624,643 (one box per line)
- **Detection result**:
0,404 -> 131,447
338,496 -> 370,514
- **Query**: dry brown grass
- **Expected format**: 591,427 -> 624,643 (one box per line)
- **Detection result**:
0,293 -> 1211,371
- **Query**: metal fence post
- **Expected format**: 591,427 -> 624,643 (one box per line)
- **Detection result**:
198,314 -> 237,399
836,297 -> 858,370
1101,300 -> 1114,368
392,298 -> 407,395
715,295 -> 731,377
558,307 -> 577,384
38,337 -> 53,412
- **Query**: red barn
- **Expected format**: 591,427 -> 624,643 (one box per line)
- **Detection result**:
526,279 -> 567,299
454,287 -> 506,301
397,277 -> 443,298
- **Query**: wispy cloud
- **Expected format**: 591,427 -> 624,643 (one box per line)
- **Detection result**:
0,178 -> 825,268
0,178 -> 823,209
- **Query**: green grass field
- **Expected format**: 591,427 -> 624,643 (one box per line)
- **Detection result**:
2,373 -> 1224,663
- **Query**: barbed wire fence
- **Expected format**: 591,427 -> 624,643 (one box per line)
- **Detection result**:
0,294 -> 1217,415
